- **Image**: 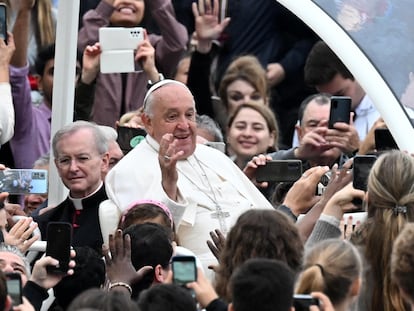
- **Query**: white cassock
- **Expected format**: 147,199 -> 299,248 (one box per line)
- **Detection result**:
99,135 -> 273,275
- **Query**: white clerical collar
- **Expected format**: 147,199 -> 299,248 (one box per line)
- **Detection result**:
68,182 -> 103,210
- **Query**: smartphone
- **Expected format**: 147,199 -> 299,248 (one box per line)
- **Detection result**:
99,27 -> 144,73
352,155 -> 377,191
6,273 -> 22,307
117,126 -> 146,155
0,3 -> 7,44
293,294 -> 319,311
45,222 -> 72,274
171,256 -> 197,286
374,128 -> 398,151
256,160 -> 302,183
329,96 -> 351,128
204,141 -> 226,153
0,169 -> 48,195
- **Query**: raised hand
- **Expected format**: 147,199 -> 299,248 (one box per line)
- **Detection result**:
102,229 -> 153,286
192,0 -> 230,52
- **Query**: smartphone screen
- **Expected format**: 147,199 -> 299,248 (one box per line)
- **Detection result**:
0,169 -> 48,195
329,96 -> 351,128
6,273 -> 22,307
46,222 -> 72,274
172,256 -> 197,286
353,155 -> 377,191
293,294 -> 319,311
256,160 -> 302,183
374,128 -> 398,151
0,4 -> 7,44
117,126 -> 146,154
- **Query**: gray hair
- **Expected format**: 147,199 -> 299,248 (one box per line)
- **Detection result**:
196,114 -> 224,142
98,125 -> 118,142
0,244 -> 31,277
33,153 -> 50,168
52,121 -> 108,157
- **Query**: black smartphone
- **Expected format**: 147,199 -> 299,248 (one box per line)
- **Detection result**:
0,3 -> 7,44
329,96 -> 351,128
116,126 -> 146,155
45,222 -> 72,274
374,128 -> 398,151
293,294 -> 319,311
353,155 -> 377,191
256,160 -> 302,183
6,273 -> 22,307
171,256 -> 197,286
0,169 -> 48,195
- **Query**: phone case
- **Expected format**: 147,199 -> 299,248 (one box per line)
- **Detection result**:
46,222 -> 72,274
352,155 -> 377,191
0,169 -> 48,195
329,96 -> 351,128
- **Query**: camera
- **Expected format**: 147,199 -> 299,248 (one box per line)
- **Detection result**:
99,27 -> 144,73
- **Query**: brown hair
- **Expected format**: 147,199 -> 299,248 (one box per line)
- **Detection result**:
215,209 -> 303,302
351,150 -> 414,311
295,239 -> 362,306
391,223 -> 414,306
219,55 -> 268,110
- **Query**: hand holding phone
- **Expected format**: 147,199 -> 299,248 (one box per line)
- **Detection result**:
45,222 -> 72,274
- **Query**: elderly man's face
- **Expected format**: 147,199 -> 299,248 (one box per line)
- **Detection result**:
54,128 -> 109,198
0,252 -> 28,286
143,84 -> 197,160
298,100 -> 342,164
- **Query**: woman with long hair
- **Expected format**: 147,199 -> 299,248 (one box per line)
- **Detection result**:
307,150 -> 414,311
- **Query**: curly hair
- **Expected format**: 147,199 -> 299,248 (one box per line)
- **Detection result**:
215,209 -> 303,301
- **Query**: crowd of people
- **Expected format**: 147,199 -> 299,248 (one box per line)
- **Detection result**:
0,0 -> 412,310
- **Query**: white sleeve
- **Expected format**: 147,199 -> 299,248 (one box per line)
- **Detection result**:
0,83 -> 15,144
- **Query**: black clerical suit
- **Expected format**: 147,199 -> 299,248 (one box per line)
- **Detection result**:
34,184 -> 107,253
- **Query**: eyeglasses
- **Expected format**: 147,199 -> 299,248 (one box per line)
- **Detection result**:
56,154 -> 96,168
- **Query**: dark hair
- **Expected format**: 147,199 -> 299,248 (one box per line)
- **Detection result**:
0,270 -> 8,311
230,258 -> 294,311
215,209 -> 303,301
123,223 -> 173,298
35,43 -> 82,76
119,203 -> 172,230
304,41 -> 354,87
137,284 -> 197,311
53,246 -> 106,309
67,288 -> 137,311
